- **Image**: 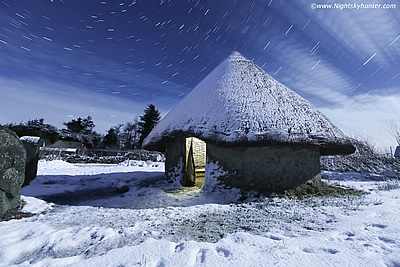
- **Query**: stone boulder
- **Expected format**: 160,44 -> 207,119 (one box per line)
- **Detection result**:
116,182 -> 129,193
0,126 -> 26,214
20,136 -> 41,187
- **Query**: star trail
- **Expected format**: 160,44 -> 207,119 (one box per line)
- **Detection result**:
0,0 -> 399,149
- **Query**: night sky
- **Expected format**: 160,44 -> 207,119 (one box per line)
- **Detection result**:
0,0 -> 399,150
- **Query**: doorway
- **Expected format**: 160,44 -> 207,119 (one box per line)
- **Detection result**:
183,137 -> 206,187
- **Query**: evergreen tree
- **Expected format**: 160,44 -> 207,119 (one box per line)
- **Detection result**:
103,127 -> 119,149
26,118 -> 45,126
61,116 -> 100,148
138,104 -> 160,146
63,116 -> 95,134
82,116 -> 95,134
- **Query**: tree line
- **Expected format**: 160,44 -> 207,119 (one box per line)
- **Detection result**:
3,104 -> 160,150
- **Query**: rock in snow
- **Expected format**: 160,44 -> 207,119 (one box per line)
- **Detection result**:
116,182 -> 129,193
0,126 -> 26,214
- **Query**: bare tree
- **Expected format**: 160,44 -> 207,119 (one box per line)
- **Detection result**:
113,124 -> 124,148
389,120 -> 400,145
122,118 -> 139,149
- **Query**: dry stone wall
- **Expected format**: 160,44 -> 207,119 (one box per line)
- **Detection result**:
185,137 -> 206,169
206,144 -> 321,193
20,136 -> 41,187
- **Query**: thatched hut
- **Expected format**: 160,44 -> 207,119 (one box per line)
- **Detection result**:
143,52 -> 355,192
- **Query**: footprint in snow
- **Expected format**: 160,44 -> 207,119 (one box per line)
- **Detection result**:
346,232 -> 355,237
216,247 -> 231,257
371,223 -> 388,229
302,248 -> 339,254
174,243 -> 185,252
156,260 -> 166,267
322,248 -> 340,254
196,249 -> 207,263
269,235 -> 282,241
378,236 -> 396,244
344,232 -> 355,240
302,248 -> 315,254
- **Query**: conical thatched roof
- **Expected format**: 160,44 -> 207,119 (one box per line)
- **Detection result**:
143,52 -> 355,155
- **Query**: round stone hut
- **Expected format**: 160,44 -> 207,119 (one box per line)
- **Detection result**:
142,52 -> 355,193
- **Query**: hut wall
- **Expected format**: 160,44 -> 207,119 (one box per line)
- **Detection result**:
395,146 -> 400,158
185,137 -> 206,169
165,137 -> 185,184
206,144 -> 321,192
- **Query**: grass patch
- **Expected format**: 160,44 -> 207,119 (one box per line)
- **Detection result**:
377,179 -> 400,191
283,181 -> 365,199
20,199 -> 27,208
0,199 -> 35,222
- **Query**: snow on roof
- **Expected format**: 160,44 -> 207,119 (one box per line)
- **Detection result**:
20,136 -> 41,144
143,51 -> 354,155
40,147 -> 78,153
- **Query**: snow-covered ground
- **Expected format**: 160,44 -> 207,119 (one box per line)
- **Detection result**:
1,160 -> 400,266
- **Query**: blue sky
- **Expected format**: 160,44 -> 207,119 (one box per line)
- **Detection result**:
0,0 -> 399,150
